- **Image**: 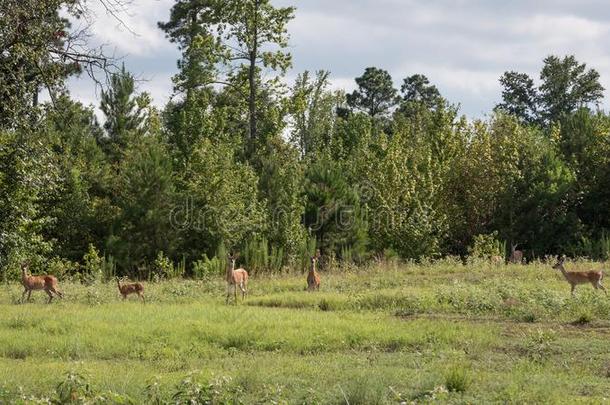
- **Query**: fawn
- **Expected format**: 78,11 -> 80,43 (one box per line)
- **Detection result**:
20,262 -> 63,303
307,251 -> 321,291
553,255 -> 607,297
226,253 -> 248,304
116,278 -> 145,302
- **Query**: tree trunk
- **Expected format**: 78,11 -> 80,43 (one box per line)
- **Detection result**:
248,0 -> 259,145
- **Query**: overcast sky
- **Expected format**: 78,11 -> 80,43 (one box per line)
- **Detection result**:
69,0 -> 610,118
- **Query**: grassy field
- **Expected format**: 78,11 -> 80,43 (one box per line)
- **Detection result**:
2,259 -> 610,403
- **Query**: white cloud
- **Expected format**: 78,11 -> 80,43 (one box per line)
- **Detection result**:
65,0 -> 610,118
84,0 -> 174,56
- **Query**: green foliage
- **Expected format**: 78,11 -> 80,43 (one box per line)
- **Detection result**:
290,70 -> 344,156
468,232 -> 505,259
99,64 -> 148,161
570,233 -> 610,261
346,67 -> 398,118
193,255 -> 225,279
180,137 -> 265,259
303,157 -> 368,260
444,366 -> 471,393
496,55 -> 604,125
83,244 -> 104,284
4,2 -> 610,278
107,136 -> 176,275
398,74 -> 443,117
54,371 -> 95,404
154,251 -> 184,279
243,236 -> 284,274
0,129 -> 59,278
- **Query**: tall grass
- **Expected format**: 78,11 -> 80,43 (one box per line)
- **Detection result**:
1,261 -> 610,402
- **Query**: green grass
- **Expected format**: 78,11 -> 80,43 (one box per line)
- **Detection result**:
1,260 -> 610,403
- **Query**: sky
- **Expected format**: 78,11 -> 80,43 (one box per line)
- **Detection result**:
68,0 -> 610,118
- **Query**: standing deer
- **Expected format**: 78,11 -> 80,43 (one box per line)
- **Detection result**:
553,255 -> 607,297
307,250 -> 321,291
510,243 -> 524,264
20,263 -> 63,303
116,278 -> 145,302
226,253 -> 248,304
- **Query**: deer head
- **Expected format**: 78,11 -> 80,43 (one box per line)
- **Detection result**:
552,255 -> 566,270
310,249 -> 321,264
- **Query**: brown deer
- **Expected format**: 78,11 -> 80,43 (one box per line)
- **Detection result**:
553,255 -> 607,297
510,243 -> 524,264
307,250 -> 321,291
20,262 -> 63,303
490,255 -> 504,266
116,278 -> 145,302
226,253 -> 248,304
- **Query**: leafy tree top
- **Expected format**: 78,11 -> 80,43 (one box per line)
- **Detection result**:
346,67 -> 399,118
496,55 -> 604,125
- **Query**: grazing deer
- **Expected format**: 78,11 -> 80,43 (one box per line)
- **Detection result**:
226,253 -> 248,304
553,255 -> 607,297
510,243 -> 524,264
116,278 -> 145,302
20,263 -> 63,303
307,251 -> 321,291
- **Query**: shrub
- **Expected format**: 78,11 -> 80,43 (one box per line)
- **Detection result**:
82,244 -> 103,285
154,251 -> 182,279
468,232 -> 505,260
193,254 -> 225,278
572,310 -> 594,325
444,366 -> 471,393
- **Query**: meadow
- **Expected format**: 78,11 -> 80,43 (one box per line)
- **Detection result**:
2,259 -> 610,404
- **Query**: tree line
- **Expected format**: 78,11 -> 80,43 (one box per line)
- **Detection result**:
1,0 -> 610,279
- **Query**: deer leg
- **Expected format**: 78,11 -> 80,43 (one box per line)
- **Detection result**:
595,281 -> 608,295
239,282 -> 246,300
27,290 -> 32,302
45,289 -> 53,303
20,288 -> 28,303
139,292 -> 145,303
50,287 -> 63,299
570,284 -> 576,297
226,284 -> 232,304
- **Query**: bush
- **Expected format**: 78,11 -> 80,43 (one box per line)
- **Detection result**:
572,310 -> 594,325
244,237 -> 285,274
468,232 -> 505,260
193,254 -> 225,278
82,244 -> 103,285
154,251 -> 182,279
444,366 -> 471,393
46,257 -> 77,279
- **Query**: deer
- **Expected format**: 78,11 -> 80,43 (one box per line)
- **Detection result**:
510,243 -> 524,264
552,255 -> 607,297
490,255 -> 504,266
20,262 -> 63,303
307,250 -> 321,291
226,253 -> 248,304
116,277 -> 145,302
